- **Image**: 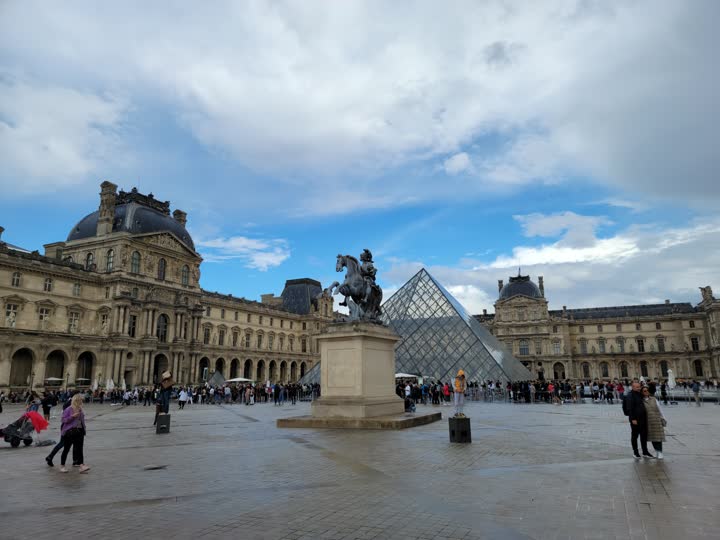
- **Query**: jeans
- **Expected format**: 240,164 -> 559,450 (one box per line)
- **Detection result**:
61,430 -> 84,466
47,435 -> 65,460
630,422 -> 650,455
454,392 -> 464,415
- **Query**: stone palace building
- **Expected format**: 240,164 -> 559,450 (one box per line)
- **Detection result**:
0,181 -> 333,391
475,274 -> 720,382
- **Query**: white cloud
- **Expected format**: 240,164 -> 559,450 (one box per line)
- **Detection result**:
443,152 -> 471,175
196,235 -> 290,271
0,1 -> 717,212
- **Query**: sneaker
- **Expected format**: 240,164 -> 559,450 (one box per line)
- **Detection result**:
656,452 -> 664,460
642,453 -> 655,459
79,465 -> 91,473
59,466 -> 69,473
633,453 -> 641,460
45,456 -> 54,467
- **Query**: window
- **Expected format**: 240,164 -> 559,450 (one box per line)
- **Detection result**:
519,340 -> 529,356
616,337 -> 625,353
43,277 -> 53,292
552,325 -> 558,333
302,322 -> 307,330
244,334 -> 251,348
301,338 -> 307,353
232,332 -> 238,347
156,314 -> 169,342
106,249 -> 114,272
105,287 -> 110,299
597,324 -> 603,333
657,337 -> 665,353
247,313 -> 251,323
579,325 -> 584,333
131,287 -> 139,299
268,335 -> 274,350
85,252 -> 94,270
598,339 -> 606,353
640,361 -> 648,377
616,323 -> 622,332
39,307 -> 51,328
279,337 -> 284,351
580,339 -> 588,354
324,304 -> 328,316
655,322 -> 661,330
582,362 -> 590,378
181,265 -> 189,286
259,316 -> 263,325
68,312 -> 80,333
157,258 -> 166,280
290,321 -> 294,330
691,337 -> 700,351
221,309 -> 225,319
636,338 -> 645,353
203,327 -> 211,345
128,315 -> 137,338
689,320 -> 696,328
269,318 -> 273,327
694,359 -> 704,377
131,251 -> 141,273
635,323 -> 641,331
280,320 -> 284,329
289,339 -> 294,352
11,272 -> 21,287
660,360 -> 668,377
600,362 -> 609,378
101,314 -> 108,331
234,311 -> 238,321
257,334 -> 263,349
553,341 -> 561,355
218,329 -> 225,346
72,283 -> 81,297
206,307 -> 211,317
620,362 -> 629,378
534,340 -> 542,355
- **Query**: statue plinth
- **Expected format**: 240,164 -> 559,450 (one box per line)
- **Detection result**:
311,322 -> 404,418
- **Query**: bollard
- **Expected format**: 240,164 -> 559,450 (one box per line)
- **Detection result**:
156,413 -> 171,434
448,416 -> 471,443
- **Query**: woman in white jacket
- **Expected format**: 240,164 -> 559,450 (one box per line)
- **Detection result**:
178,388 -> 188,410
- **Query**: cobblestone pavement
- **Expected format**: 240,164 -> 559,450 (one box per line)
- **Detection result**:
1,399 -> 719,540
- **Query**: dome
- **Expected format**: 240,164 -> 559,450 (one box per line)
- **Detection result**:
67,202 -> 195,251
499,275 -> 542,300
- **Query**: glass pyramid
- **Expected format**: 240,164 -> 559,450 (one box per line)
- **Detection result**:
300,268 -> 531,385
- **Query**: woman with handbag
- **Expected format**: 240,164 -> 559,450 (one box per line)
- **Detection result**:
643,384 -> 667,460
59,394 -> 90,473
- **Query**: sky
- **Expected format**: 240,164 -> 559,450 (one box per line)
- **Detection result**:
1,1 -> 719,314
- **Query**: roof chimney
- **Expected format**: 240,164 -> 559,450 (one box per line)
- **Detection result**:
173,209 -> 187,227
538,276 -> 544,297
96,181 -> 118,236
483,309 -> 487,315
498,279 -> 504,293
665,299 -> 670,304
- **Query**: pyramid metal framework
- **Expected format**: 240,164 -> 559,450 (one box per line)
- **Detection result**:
380,268 -> 531,383
300,268 -> 531,385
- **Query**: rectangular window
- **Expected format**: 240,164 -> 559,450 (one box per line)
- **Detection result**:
636,339 -> 645,353
657,337 -> 665,352
279,337 -> 284,351
691,337 -> 700,351
247,313 -> 251,323
72,283 -> 81,297
128,315 -> 137,338
11,272 -> 21,287
302,322 -> 307,330
597,324 -> 603,333
689,320 -> 696,328
206,307 -> 211,317
616,323 -> 622,332
244,334 -> 250,348
5,303 -> 18,327
39,307 -> 51,329
301,338 -> 307,353
234,311 -> 238,321
553,341 -> 561,355
635,323 -> 641,331
44,278 -> 53,292
221,309 -> 225,319
580,341 -> 588,354
579,325 -> 584,333
259,316 -> 263,325
655,322 -> 661,330
280,320 -> 284,329
552,325 -> 558,333
105,287 -> 110,299
68,312 -> 79,333
268,335 -> 274,350
534,340 -> 542,355
519,341 -> 529,355
290,321 -> 293,330
598,340 -> 606,353
289,339 -> 294,352
131,287 -> 139,298
257,334 -> 263,349
616,338 -> 625,353
269,318 -> 273,327
203,327 -> 210,345
232,332 -> 238,347
101,313 -> 108,331
218,329 -> 225,346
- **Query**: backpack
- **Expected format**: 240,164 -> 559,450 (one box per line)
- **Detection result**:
622,393 -> 630,416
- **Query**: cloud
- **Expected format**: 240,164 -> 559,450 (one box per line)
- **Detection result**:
196,235 -> 290,271
443,152 -> 471,175
382,214 -> 720,312
1,1 -> 717,213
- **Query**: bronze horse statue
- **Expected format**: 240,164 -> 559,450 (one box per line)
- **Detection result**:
325,254 -> 383,322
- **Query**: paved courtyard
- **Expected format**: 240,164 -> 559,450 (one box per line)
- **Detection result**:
1,398 -> 719,540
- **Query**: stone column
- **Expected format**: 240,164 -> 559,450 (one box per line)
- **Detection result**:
118,349 -> 126,383
67,357 -> 78,387
122,306 -> 130,335
151,310 -> 158,337
0,344 -> 11,387
144,309 -> 151,336
32,349 -> 47,390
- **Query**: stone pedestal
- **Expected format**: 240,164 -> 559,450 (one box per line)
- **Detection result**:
278,322 -> 441,429
311,322 -> 404,419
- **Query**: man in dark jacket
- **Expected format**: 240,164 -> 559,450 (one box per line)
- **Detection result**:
628,381 -> 653,458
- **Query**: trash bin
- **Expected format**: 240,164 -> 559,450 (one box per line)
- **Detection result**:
448,416 -> 471,443
156,413 -> 171,434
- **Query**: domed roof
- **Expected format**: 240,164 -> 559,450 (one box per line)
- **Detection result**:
499,275 -> 542,300
67,201 -> 195,251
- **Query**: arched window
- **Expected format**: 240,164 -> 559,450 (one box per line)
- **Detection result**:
11,272 -> 21,287
157,258 -> 166,280
640,361 -> 648,377
694,359 -> 704,377
519,340 -> 529,355
181,265 -> 189,286
131,251 -> 141,273
106,249 -> 114,272
85,252 -> 94,270
156,314 -> 169,342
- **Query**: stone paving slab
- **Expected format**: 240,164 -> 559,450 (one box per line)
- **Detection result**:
0,400 -> 719,539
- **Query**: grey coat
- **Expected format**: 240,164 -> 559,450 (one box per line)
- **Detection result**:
644,397 -> 666,442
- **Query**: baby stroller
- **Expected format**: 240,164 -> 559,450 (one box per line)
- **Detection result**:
1,411 -> 49,448
404,397 -> 416,413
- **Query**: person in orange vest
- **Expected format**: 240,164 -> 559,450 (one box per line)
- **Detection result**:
454,369 -> 467,417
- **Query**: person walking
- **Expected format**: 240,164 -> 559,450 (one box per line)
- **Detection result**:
453,370 -> 467,417
178,388 -> 188,410
643,385 -> 667,459
691,380 -> 701,406
59,394 -> 90,473
626,381 -> 653,459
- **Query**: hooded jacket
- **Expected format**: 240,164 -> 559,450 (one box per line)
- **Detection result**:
454,370 -> 467,393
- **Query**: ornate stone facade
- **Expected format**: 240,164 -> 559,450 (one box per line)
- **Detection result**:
475,274 -> 720,381
0,182 -> 333,391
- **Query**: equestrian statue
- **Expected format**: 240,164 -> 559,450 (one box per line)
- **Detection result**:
324,249 -> 383,322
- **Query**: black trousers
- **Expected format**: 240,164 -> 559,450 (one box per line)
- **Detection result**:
47,435 -> 65,460
630,422 -> 650,455
651,441 -> 663,451
60,431 -> 84,466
